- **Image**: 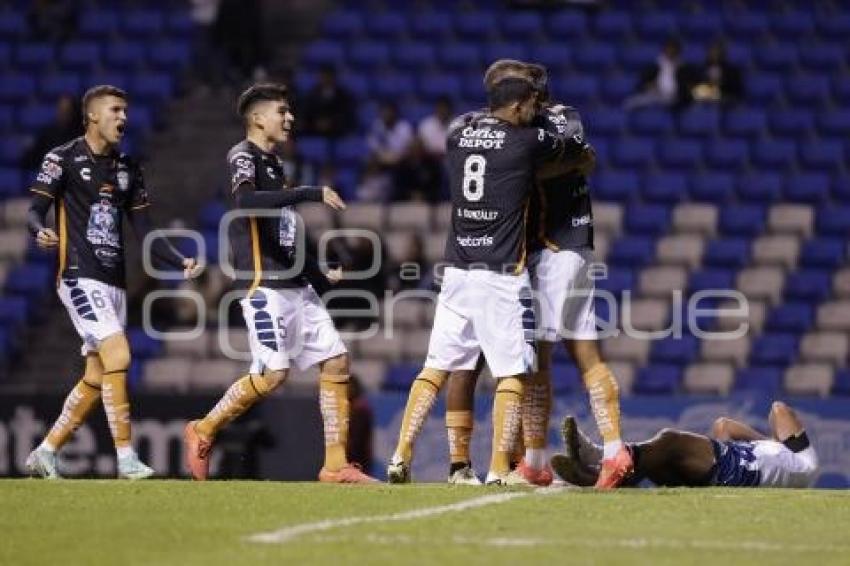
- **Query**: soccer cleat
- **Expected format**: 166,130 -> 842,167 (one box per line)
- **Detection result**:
485,469 -> 531,486
515,458 -> 554,487
386,459 -> 411,484
550,454 -> 598,487
318,463 -> 379,484
117,453 -> 155,480
448,465 -> 482,485
184,420 -> 212,481
25,447 -> 61,479
594,445 -> 634,490
561,415 -> 602,467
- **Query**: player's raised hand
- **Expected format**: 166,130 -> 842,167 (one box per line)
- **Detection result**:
35,228 -> 59,250
326,267 -> 343,284
182,257 -> 203,279
322,186 -> 346,211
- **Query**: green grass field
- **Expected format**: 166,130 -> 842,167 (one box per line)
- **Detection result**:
2,480 -> 848,566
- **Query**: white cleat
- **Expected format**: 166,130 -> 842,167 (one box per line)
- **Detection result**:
117,453 -> 155,480
448,465 -> 482,485
25,447 -> 61,479
485,470 -> 530,486
387,459 -> 411,484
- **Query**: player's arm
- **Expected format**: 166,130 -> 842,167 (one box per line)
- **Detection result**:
27,152 -> 64,249
536,107 -> 595,180
710,417 -> 768,442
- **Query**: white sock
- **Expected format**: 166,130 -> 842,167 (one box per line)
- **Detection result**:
603,440 -> 624,460
39,440 -> 56,453
525,448 -> 547,470
116,446 -> 134,459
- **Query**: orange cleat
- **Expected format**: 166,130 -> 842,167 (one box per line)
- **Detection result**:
318,463 -> 380,484
515,458 -> 554,487
594,445 -> 634,489
184,420 -> 212,481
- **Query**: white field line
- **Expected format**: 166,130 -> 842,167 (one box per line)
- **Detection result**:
307,534 -> 850,554
246,491 -> 529,544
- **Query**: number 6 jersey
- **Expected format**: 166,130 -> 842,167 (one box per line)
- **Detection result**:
443,113 -> 571,274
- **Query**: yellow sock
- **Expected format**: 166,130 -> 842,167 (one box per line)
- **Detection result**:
583,363 -> 623,446
102,370 -> 131,449
196,374 -> 272,439
446,410 -> 473,464
393,368 -> 447,463
521,369 -> 551,450
45,379 -> 100,450
490,376 -> 524,476
319,373 -> 350,472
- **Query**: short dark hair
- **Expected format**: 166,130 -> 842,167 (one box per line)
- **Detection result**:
236,83 -> 289,118
483,59 -> 529,90
487,77 -> 536,111
82,85 -> 127,125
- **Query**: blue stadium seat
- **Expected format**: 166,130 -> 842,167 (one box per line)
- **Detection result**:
60,41 -> 101,71
724,108 -> 766,138
608,237 -> 655,267
437,43 -> 481,69
650,335 -> 699,365
333,167 -> 359,201
629,107 -> 675,135
0,137 -> 23,166
547,10 -> 588,38
678,105 -> 719,137
726,42 -> 752,67
750,334 -> 799,366
832,174 -> 850,201
752,139 -> 797,169
454,12 -> 497,38
680,12 -> 722,39
132,74 -> 174,104
383,363 -> 420,391
365,12 -> 408,38
718,205 -> 766,235
0,42 -> 9,67
734,367 -> 783,394
690,172 -> 735,203
766,302 -> 814,334
418,74 -> 461,101
831,76 -> 850,105
40,73 -> 82,98
0,103 -> 12,131
625,204 -> 670,235
582,108 -> 625,136
302,40 -> 345,67
755,44 -> 798,72
636,13 -> 677,40
551,363 -> 582,394
800,141 -> 845,172
816,12 -> 850,39
501,12 -> 543,39
86,72 -> 130,91
573,43 -> 617,71
784,269 -> 831,302
799,238 -> 846,269
705,138 -> 749,169
746,73 -> 783,105
784,173 -> 830,203
658,139 -> 702,169
688,268 -> 735,294
3,263 -> 51,300
322,10 -> 363,38
392,42 -> 434,68
799,44 -> 846,71
333,136 -> 369,167
296,137 -> 330,164
611,138 -> 655,168
530,44 -> 571,71
78,9 -> 119,37
484,43 -> 529,65
553,76 -> 599,106
338,73 -> 368,98
349,42 -> 390,69
149,41 -> 192,70
15,42 -> 54,69
596,12 -> 633,37
0,168 -> 23,198
769,109 -> 814,137
832,369 -> 850,396
771,12 -> 815,39
816,205 -> 850,236
167,11 -> 193,37
121,10 -> 164,36
785,75 -> 831,105
736,172 -> 782,203
0,296 -> 29,326
817,109 -> 850,137
410,12 -> 452,39
817,474 -> 850,489
199,200 -> 227,231
127,327 -> 162,360
595,267 -> 635,296
633,364 -> 682,395
595,170 -> 639,201
642,172 -> 687,203
105,42 -> 146,67
703,238 -> 750,268
599,74 -> 636,104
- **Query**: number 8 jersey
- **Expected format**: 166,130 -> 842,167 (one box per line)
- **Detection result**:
443,113 -> 568,274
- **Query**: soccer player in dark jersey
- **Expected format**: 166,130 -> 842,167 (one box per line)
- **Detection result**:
388,75 -> 583,485
25,85 -> 201,480
552,402 -> 818,489
183,83 -> 377,483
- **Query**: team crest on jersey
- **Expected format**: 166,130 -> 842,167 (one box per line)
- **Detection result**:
86,200 -> 120,248
36,158 -> 62,184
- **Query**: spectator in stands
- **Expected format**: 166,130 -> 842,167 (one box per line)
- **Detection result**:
300,65 -> 356,138
367,101 -> 414,172
417,96 -> 453,158
393,139 -> 445,202
21,95 -> 83,172
355,159 -> 393,202
690,39 -> 744,105
625,37 -> 693,110
189,0 -> 224,93
29,0 -> 76,43
346,374 -> 374,473
387,232 -> 433,292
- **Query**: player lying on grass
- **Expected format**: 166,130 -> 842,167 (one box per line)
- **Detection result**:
183,83 -> 376,483
26,85 -> 201,480
551,401 -> 819,488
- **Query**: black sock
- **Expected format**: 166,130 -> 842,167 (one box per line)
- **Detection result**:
783,432 -> 810,453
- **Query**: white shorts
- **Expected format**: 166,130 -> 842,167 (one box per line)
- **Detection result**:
425,267 -> 536,378
529,248 -> 598,342
57,277 -> 126,356
240,286 -> 347,373
753,440 -> 819,488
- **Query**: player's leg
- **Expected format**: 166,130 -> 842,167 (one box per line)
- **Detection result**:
629,428 -> 716,487
445,357 -> 483,484
768,401 -> 805,442
26,353 -> 103,479
515,340 -> 554,485
185,288 -> 289,480
486,373 -> 525,484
